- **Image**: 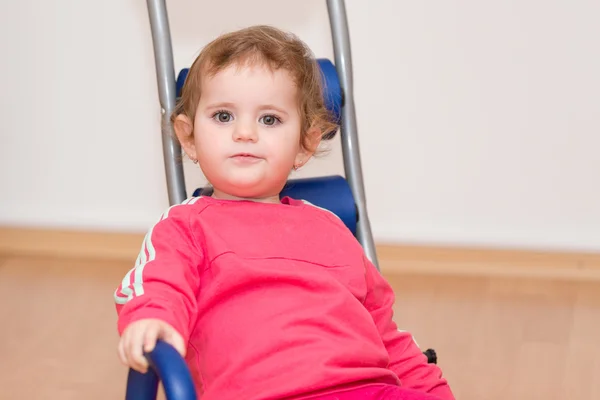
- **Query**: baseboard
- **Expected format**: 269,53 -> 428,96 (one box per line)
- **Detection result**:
0,226 -> 142,262
2,226 -> 600,281
375,243 -> 600,281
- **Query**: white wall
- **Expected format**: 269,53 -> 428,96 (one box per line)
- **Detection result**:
1,0 -> 599,252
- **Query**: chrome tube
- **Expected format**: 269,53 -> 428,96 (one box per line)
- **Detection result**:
326,0 -> 379,268
146,0 -> 187,206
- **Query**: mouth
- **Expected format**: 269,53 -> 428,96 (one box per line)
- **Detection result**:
230,153 -> 263,164
232,153 -> 259,158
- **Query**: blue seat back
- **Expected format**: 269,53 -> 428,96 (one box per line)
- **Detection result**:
193,175 -> 357,236
281,175 -> 357,235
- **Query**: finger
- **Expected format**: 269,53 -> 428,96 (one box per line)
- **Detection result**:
127,327 -> 149,373
143,322 -> 160,354
123,330 -> 137,368
117,338 -> 127,366
164,327 -> 187,357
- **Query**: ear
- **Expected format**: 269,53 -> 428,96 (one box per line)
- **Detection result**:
294,126 -> 322,168
173,114 -> 197,161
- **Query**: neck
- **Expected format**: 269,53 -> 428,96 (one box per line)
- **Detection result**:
211,188 -> 281,204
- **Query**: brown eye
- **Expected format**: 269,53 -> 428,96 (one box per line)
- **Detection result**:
215,112 -> 232,123
261,115 -> 279,126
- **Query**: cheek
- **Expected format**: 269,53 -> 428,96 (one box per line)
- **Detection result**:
268,125 -> 302,153
194,122 -> 224,153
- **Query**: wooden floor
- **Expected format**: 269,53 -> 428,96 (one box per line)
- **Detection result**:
0,254 -> 599,400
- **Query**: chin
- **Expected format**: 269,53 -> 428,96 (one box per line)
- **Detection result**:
206,170 -> 286,198
220,179 -> 270,197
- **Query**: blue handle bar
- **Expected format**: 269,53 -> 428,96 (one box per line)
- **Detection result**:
125,340 -> 197,400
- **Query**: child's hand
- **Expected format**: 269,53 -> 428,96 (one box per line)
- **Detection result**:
118,318 -> 186,373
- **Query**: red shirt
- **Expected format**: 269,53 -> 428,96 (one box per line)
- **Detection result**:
115,196 -> 454,400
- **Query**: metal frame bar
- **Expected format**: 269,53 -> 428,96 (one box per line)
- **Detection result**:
146,0 -> 187,205
145,0 -> 379,268
326,0 -> 378,267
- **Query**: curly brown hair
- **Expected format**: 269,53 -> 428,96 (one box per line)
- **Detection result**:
171,25 -> 339,153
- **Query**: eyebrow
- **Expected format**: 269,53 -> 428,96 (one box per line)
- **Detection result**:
205,102 -> 236,111
259,104 -> 289,117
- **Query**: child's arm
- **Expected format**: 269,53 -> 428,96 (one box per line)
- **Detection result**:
362,255 -> 455,400
113,202 -> 203,358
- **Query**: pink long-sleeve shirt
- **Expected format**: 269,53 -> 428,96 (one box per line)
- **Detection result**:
115,196 -> 454,400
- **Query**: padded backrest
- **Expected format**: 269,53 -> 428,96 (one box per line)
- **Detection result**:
192,175 -> 357,235
281,175 -> 357,235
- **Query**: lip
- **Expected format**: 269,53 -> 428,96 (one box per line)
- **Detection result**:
230,153 -> 263,164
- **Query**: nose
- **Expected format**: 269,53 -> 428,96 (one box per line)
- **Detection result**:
232,119 -> 258,142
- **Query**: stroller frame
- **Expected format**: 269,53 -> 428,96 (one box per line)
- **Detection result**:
122,2 -> 445,399
145,0 -> 379,268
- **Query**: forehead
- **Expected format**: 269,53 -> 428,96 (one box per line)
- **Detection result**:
200,63 -> 298,106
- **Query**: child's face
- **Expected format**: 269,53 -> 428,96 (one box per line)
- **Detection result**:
178,63 -> 313,202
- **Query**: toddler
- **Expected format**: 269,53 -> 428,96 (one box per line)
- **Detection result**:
114,25 -> 454,400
